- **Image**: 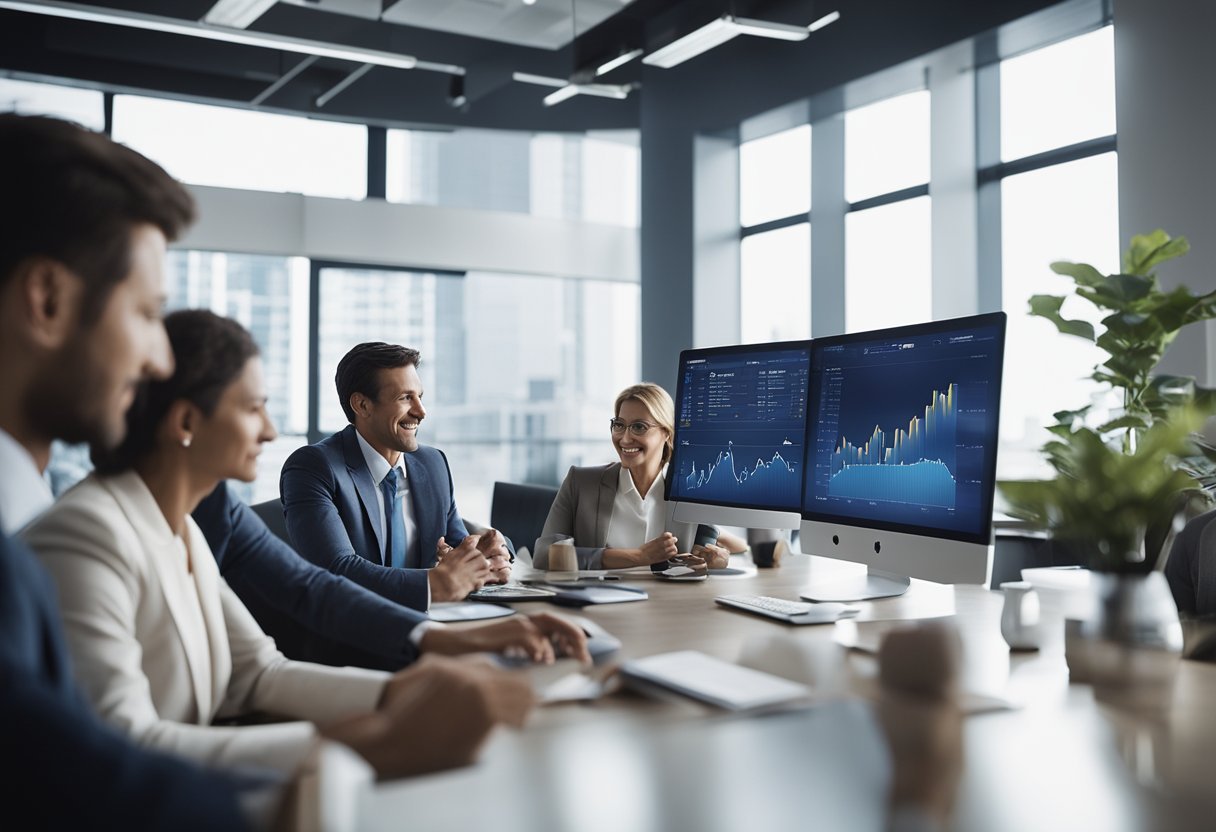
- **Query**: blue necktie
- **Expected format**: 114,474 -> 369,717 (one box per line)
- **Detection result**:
380,468 -> 407,569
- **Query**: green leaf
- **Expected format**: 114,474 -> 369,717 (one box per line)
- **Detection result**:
1050,260 -> 1106,288
1027,295 -> 1095,340
1148,286 -> 1216,333
1088,273 -> 1155,306
1124,230 -> 1190,276
1051,406 -> 1091,424
1096,414 -> 1148,433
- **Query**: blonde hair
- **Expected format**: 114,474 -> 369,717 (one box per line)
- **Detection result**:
614,382 -> 675,463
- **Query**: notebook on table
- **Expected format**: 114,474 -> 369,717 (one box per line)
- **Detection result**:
618,650 -> 812,711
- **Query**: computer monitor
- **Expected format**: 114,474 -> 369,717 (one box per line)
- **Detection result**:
799,312 -> 1007,601
666,340 -> 813,531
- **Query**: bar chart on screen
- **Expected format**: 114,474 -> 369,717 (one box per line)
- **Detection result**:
828,383 -> 959,508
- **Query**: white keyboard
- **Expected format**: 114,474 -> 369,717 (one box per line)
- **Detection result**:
715,594 -> 859,624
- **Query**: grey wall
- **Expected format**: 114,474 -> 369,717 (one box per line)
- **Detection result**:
1114,0 -> 1216,385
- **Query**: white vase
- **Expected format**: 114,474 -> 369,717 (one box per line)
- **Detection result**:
999,581 -> 1042,650
1064,570 -> 1183,712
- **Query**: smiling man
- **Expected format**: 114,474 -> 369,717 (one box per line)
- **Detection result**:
280,342 -> 512,611
0,113 -> 251,830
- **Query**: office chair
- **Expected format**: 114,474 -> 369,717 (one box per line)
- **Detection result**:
251,497 -> 291,546
489,481 -> 559,558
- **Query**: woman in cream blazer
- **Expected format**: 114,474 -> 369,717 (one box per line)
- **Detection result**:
23,310 -> 532,781
25,469 -> 384,776
534,383 -> 744,570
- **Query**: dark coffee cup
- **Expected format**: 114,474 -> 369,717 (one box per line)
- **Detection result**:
752,539 -> 787,569
693,524 -> 720,548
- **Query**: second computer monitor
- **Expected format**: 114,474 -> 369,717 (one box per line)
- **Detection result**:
666,340 -> 813,530
800,312 -> 1007,600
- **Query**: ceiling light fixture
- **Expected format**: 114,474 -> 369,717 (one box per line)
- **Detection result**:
512,71 -> 566,89
514,72 -> 632,107
808,10 -> 842,32
730,17 -> 813,41
594,47 -> 643,77
642,11 -> 840,69
201,0 -> 277,29
541,82 -> 630,107
642,16 -> 737,69
0,0 -> 419,70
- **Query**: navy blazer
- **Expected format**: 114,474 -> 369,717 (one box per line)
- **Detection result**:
193,482 -> 429,671
279,425 -> 469,610
0,529 -> 250,830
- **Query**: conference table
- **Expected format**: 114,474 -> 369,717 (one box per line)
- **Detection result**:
362,553 -> 1216,831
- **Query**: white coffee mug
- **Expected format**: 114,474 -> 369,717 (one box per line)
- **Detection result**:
547,538 -> 578,579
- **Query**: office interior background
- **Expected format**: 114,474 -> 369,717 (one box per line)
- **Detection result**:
2,0 -> 1211,528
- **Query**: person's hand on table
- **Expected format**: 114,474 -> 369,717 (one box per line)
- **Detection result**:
328,655 -> 534,780
690,542 -> 730,570
640,532 -> 679,565
475,528 -> 512,585
419,612 -> 591,665
429,535 -> 490,601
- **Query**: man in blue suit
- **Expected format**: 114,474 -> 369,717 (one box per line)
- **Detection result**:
281,342 -> 513,609
194,480 -> 586,670
0,113 -> 252,829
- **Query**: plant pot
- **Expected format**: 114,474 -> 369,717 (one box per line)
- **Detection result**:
1063,570 -> 1183,712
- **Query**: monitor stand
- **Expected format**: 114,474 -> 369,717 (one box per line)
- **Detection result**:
799,568 -> 911,603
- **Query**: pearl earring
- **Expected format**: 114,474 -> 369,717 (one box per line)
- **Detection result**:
182,437 -> 192,449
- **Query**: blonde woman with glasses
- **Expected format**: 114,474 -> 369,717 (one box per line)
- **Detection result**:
534,383 -> 745,571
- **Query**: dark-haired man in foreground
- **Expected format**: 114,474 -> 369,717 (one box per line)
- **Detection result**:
0,112 -> 252,830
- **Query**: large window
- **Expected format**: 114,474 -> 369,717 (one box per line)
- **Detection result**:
166,251 -> 311,503
387,128 -> 640,227
317,266 -> 639,523
740,224 -> 810,343
845,90 -> 930,203
21,79 -> 642,516
739,124 -> 810,228
999,153 -> 1119,478
738,124 -> 812,341
993,24 -> 1118,478
845,196 -> 932,333
844,91 -> 931,332
112,96 -> 367,199
1000,26 -> 1116,162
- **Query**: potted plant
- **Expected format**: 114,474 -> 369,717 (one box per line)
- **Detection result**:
1001,230 -> 1216,570
998,230 -> 1216,704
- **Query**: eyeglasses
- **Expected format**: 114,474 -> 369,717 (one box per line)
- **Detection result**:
610,419 -> 658,436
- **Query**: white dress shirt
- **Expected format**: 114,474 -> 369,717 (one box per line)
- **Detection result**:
355,430 -> 420,566
355,430 -> 437,627
605,465 -> 669,549
0,428 -> 55,535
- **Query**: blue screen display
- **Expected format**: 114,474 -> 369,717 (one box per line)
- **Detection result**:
802,313 -> 1006,542
668,342 -> 812,511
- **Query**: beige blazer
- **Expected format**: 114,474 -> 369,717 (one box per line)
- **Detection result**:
23,470 -> 388,776
534,463 -> 694,569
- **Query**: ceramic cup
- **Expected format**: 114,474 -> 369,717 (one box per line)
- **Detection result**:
547,538 -> 578,580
